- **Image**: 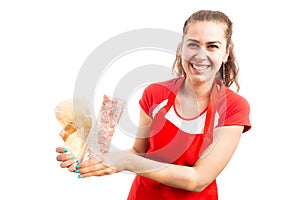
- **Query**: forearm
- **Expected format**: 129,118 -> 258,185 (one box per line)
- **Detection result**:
103,150 -> 205,192
129,154 -> 207,192
102,127 -> 242,192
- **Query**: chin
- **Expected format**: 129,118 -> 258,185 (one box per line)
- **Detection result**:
188,74 -> 215,87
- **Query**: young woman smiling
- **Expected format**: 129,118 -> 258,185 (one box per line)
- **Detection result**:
56,10 -> 251,200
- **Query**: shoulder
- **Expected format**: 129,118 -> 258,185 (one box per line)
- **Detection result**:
217,85 -> 251,132
139,77 -> 183,117
224,87 -> 250,109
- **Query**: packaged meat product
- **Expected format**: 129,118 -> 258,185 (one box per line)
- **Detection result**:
88,95 -> 125,159
98,95 -> 125,153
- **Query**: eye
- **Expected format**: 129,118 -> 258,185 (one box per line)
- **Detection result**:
207,44 -> 219,49
187,42 -> 199,48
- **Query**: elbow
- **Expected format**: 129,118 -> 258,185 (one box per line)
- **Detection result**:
187,175 -> 213,192
189,182 -> 208,193
192,184 -> 209,193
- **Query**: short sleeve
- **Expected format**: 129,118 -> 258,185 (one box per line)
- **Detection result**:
139,85 -> 154,117
221,91 -> 252,133
138,78 -> 180,119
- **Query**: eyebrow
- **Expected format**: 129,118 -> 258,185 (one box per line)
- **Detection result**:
187,39 -> 222,45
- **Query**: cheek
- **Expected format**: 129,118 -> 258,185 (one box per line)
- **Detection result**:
210,54 -> 222,64
219,48 -> 229,62
209,51 -> 226,65
181,48 -> 195,61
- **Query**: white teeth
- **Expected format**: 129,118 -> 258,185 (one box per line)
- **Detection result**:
191,63 -> 209,70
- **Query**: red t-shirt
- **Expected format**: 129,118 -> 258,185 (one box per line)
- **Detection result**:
127,77 -> 251,200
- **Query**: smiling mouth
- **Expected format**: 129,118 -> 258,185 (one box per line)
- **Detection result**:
190,63 -> 210,71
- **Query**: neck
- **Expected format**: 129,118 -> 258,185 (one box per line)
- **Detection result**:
182,79 -> 214,100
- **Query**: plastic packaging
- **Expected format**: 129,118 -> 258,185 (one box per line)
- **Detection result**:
55,95 -> 125,162
88,95 -> 125,160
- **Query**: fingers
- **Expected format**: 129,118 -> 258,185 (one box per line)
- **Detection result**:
56,152 -> 71,162
78,157 -> 99,168
76,158 -> 117,178
78,164 -> 116,178
56,147 -> 68,153
56,147 -> 79,171
55,147 -> 117,178
81,167 -> 115,178
60,158 -> 77,170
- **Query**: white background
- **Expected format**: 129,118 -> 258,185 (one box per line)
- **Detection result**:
1,0 -> 300,199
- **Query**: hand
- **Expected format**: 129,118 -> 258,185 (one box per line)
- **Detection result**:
56,147 -> 79,172
76,157 -> 118,178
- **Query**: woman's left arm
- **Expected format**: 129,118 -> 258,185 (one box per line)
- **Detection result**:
79,125 -> 243,192
137,126 -> 243,192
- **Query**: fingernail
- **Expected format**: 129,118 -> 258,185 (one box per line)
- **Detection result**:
70,155 -> 75,159
63,148 -> 68,153
75,160 -> 80,164
76,165 -> 80,169
74,170 -> 80,173
78,174 -> 83,178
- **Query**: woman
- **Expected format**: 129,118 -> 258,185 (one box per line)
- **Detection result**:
56,10 -> 251,199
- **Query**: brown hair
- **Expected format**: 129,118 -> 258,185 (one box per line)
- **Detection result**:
172,10 -> 240,92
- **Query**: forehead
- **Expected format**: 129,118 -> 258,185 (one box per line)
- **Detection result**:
184,21 -> 226,42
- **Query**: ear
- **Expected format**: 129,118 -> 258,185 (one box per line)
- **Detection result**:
223,45 -> 230,63
223,41 -> 233,63
177,41 -> 183,56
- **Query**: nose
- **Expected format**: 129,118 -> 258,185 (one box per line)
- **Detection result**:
195,47 -> 207,60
